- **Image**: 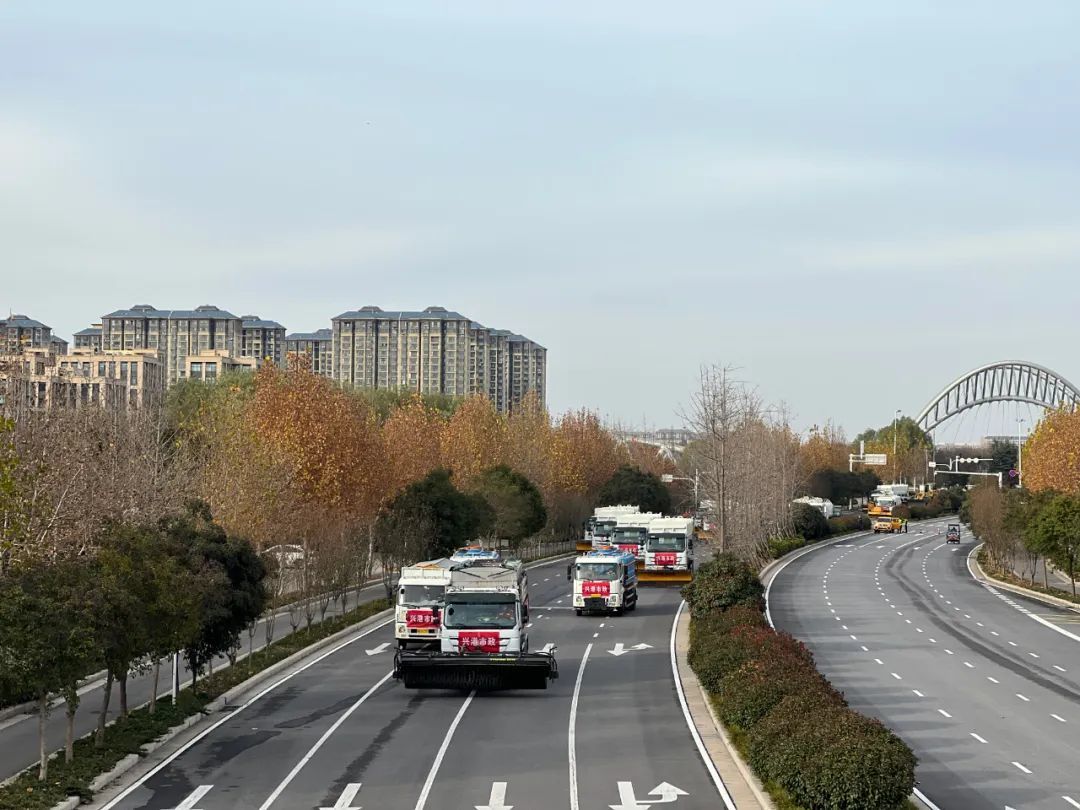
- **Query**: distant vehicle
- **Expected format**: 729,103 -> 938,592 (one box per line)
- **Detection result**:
586,505 -> 641,551
568,547 -> 638,616
873,516 -> 907,534
641,516 -> 695,584
261,544 -> 305,568
946,524 -> 961,544
395,558 -> 454,649
610,512 -> 663,560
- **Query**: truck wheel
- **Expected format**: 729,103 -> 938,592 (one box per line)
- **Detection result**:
575,608 -> 583,616
614,606 -> 624,617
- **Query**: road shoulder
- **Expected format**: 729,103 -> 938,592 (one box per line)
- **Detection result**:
674,608 -> 772,810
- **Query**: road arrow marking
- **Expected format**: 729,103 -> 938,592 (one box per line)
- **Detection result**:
320,783 -> 363,810
365,643 -> 390,656
649,782 -> 689,803
608,643 -> 652,656
540,643 -> 554,654
476,781 -> 513,810
610,782 -> 651,810
173,786 -> 213,810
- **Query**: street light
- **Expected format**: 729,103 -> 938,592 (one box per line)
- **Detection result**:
661,470 -> 700,511
893,409 -> 902,484
1017,415 -> 1026,488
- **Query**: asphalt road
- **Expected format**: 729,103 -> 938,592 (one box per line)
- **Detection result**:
91,556 -> 729,810
769,518 -> 1080,810
0,578 -> 392,782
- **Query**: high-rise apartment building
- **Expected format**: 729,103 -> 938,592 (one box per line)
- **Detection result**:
240,316 -> 286,367
1,315 -> 52,354
285,329 -> 333,376
100,304 -> 243,385
331,306 -> 545,411
73,324 -> 103,352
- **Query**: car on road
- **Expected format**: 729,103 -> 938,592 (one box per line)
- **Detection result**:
873,516 -> 908,534
946,524 -> 961,543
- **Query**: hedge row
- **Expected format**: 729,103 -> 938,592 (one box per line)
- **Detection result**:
766,514 -> 872,560
684,556 -> 916,810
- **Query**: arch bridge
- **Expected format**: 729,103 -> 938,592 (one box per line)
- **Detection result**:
916,361 -> 1080,434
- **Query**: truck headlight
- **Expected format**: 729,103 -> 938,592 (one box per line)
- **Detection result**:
608,594 -> 620,605
574,595 -> 584,606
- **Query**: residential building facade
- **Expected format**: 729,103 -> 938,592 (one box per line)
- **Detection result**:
1,315 -> 52,354
73,324 -> 103,352
100,304 -> 243,385
1,347 -> 165,412
285,329 -> 333,376
241,316 -> 286,367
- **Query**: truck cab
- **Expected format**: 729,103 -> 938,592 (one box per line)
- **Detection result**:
946,523 -> 961,544
610,512 -> 662,561
589,505 -> 641,550
395,559 -> 454,649
642,517 -> 695,583
569,548 -> 638,616
440,561 -> 530,654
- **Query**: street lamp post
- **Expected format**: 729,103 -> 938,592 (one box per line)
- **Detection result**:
1017,416 -> 1026,488
893,409 -> 902,484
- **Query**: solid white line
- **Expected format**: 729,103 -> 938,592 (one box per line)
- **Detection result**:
1012,761 -> 1032,774
669,602 -> 737,810
259,671 -> 393,810
1052,714 -> 1066,723
176,786 -> 214,810
970,733 -> 987,744
912,690 -> 924,697
413,691 -> 475,810
937,709 -> 951,718
1054,665 -> 1067,672
98,617 -> 395,810
569,642 -> 593,810
913,786 -> 944,810
1063,797 -> 1080,809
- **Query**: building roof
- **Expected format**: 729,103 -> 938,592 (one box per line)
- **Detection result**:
104,305 -> 240,320
74,326 -> 103,336
333,305 -> 470,322
286,329 -> 332,342
3,315 -> 50,329
241,316 -> 285,330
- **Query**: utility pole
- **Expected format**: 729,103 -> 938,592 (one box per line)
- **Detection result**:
1017,415 -> 1025,488
893,409 -> 902,484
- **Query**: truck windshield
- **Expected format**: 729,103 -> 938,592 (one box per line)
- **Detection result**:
646,534 -> 686,552
399,584 -> 445,606
575,562 -> 619,580
593,520 -> 616,537
444,596 -> 517,629
612,527 -> 646,542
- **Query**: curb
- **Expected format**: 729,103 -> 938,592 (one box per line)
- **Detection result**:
967,544 -> 1080,613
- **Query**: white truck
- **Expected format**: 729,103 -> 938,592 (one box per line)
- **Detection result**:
610,512 -> 663,561
568,548 -> 638,616
588,505 -> 640,549
395,558 -> 454,649
642,517 -> 695,583
394,560 -> 558,690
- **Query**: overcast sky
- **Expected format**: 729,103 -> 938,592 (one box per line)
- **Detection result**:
3,2 -> 1079,437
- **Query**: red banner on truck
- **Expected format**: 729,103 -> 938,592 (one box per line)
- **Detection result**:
582,580 -> 611,597
406,609 -> 439,628
654,552 -> 678,566
457,631 -> 501,652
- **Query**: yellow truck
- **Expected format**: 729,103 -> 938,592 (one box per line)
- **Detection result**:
872,516 -> 908,534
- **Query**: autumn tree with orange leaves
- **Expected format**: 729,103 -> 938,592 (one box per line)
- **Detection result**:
1023,406 -> 1080,495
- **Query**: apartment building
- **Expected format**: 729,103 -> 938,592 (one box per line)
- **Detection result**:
184,349 -> 256,381
0,314 -> 52,354
332,306 -> 545,411
0,347 -> 165,411
73,324 -> 103,352
285,329 -> 333,376
241,316 -> 286,367
100,304 -> 243,385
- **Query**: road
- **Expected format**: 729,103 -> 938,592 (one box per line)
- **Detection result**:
91,557 -> 727,810
768,518 -> 1080,810
0,578 -> 392,782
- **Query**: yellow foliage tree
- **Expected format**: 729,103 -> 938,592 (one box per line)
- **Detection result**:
1023,407 -> 1080,495
381,395 -> 447,499
440,396 -> 508,488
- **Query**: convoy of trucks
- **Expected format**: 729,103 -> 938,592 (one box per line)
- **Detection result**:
393,503 -> 697,691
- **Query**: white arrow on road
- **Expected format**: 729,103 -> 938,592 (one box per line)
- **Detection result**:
320,783 -> 363,810
540,643 -> 555,654
172,786 -> 213,810
609,781 -> 688,810
476,781 -> 513,810
365,642 -> 391,656
608,643 -> 652,657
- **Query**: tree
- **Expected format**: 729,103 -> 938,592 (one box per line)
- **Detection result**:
1023,407 -> 1080,495
853,417 -> 932,484
473,466 -> 547,548
1030,492 -> 1080,597
791,503 -> 830,541
988,439 -> 1019,485
596,465 -> 672,515
441,396 -> 507,489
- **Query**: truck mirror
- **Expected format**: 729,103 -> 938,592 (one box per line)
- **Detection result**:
566,564 -> 573,581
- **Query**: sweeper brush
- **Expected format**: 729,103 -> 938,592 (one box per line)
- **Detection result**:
394,650 -> 559,691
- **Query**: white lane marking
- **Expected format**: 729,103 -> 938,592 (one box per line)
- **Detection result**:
991,631 -> 999,636
1016,693 -> 1030,702
365,642 -> 391,656
988,677 -> 1000,684
929,638 -> 937,643
937,709 -> 952,718
599,623 -> 606,628
891,672 -> 902,680
963,662 -> 975,669
849,635 -> 858,641
1009,641 -> 1018,646
875,658 -> 884,665
541,643 -> 555,654
841,625 -> 848,630
945,649 -> 955,655
412,691 -> 476,810
912,690 -> 924,697
670,602 -> 737,810
861,645 -> 869,652
1063,797 -> 1080,809
913,787 -> 944,810
1012,761 -> 1032,774
320,783 -> 363,810
175,786 -> 214,810
1054,665 -> 1067,672
98,617 -> 395,810
1029,652 -> 1040,658
568,642 -> 592,810
477,782 -> 511,810
970,733 -> 987,744
1052,714 -> 1066,723
259,672 -> 394,810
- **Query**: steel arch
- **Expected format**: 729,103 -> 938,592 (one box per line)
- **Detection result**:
916,361 -> 1080,433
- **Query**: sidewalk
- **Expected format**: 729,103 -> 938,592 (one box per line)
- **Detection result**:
675,609 -> 772,810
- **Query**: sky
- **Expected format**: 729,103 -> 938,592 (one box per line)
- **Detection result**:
3,2 -> 1080,438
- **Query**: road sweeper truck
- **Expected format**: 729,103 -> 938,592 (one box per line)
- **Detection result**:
585,505 -> 641,550
640,517 -> 695,584
395,558 -> 454,649
569,547 -> 638,615
393,559 -> 558,690
610,512 -> 663,562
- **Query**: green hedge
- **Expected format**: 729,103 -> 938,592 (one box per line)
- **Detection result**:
768,535 -> 806,558
826,514 -> 870,534
681,555 -> 764,620
684,554 -> 915,810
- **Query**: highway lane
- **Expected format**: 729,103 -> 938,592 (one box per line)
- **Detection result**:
0,578 -> 392,782
769,519 -> 1080,810
94,558 -> 728,810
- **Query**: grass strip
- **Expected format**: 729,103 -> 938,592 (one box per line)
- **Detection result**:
977,548 -> 1080,606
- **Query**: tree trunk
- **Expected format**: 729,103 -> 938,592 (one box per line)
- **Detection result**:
1045,561 -> 1050,589
150,658 -> 160,715
96,670 -> 114,747
64,690 -> 77,762
119,670 -> 129,719
38,692 -> 48,781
